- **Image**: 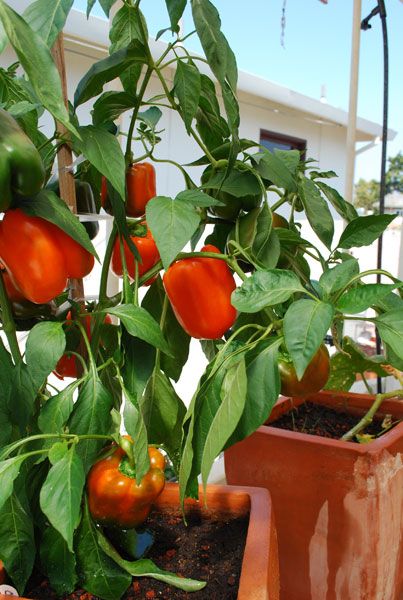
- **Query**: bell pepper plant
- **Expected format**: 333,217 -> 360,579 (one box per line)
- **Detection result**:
0,1 -> 402,599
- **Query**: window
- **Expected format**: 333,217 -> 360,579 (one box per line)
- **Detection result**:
260,130 -> 306,160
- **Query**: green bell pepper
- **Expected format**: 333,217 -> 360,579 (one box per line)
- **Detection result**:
0,108 -> 45,212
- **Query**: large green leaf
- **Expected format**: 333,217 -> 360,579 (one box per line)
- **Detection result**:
253,149 -> 297,192
146,195 -> 200,269
204,168 -> 261,197
23,0 -> 74,48
109,4 -> 146,92
232,269 -> 305,313
227,338 -> 282,444
40,445 -> 85,551
316,181 -> 357,222
375,309 -> 403,361
19,189 -> 97,257
319,259 -> 360,297
337,283 -> 401,315
92,90 -> 136,126
0,492 -> 35,593
97,527 -> 205,591
40,526 -> 77,596
107,304 -> 171,356
0,1 -> 77,136
122,332 -> 155,401
165,0 -> 187,32
74,40 -> 147,107
68,374 -> 114,472
76,125 -> 126,201
76,501 -> 131,600
174,60 -> 201,133
38,380 -> 79,434
0,455 -> 26,512
142,370 -> 186,468
298,175 -> 334,249
201,356 -> 247,488
283,299 -> 334,380
337,214 -> 396,249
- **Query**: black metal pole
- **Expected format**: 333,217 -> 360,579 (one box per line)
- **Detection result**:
361,1 -> 388,393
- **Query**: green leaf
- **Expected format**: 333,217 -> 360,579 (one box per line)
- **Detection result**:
40,526 -> 77,596
68,374 -> 114,472
123,394 -> 150,483
319,259 -> 360,297
86,0 -> 96,17
97,527 -> 206,592
253,150 -> 297,191
195,74 -> 229,150
74,40 -> 147,107
0,19 -> 6,54
337,283 -> 401,315
375,308 -> 403,361
142,370 -> 186,468
137,106 -> 162,129
191,0 -> 237,89
201,356 -> 247,488
92,90 -> 136,126
19,189 -> 98,258
40,446 -> 85,551
337,214 -> 396,249
324,336 -> 388,392
38,381 -> 79,434
23,0 -> 74,48
298,176 -> 334,249
122,332 -> 155,401
203,168 -> 261,197
176,189 -> 224,208
146,195 -> 200,269
142,277 -> 190,382
284,299 -> 334,379
174,60 -> 201,133
253,206 -> 280,269
316,181 -> 357,222
76,125 -> 126,201
25,321 -> 66,381
107,304 -> 172,356
99,0 -> 118,17
232,269 -> 304,313
109,4 -> 146,92
76,501 -> 131,600
0,1 -> 78,137
227,338 -> 282,444
0,492 -> 35,594
0,455 -> 25,512
165,0 -> 187,32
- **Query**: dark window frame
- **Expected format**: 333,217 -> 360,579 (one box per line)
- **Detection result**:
260,129 -> 307,160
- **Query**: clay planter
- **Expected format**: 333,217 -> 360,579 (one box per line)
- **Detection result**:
224,391 -> 403,600
0,482 -> 279,600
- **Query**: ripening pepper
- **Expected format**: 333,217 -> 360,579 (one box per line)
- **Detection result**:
163,244 -> 237,339
87,443 -> 165,529
126,162 -> 156,217
0,209 -> 94,304
0,108 -> 45,212
111,222 -> 160,285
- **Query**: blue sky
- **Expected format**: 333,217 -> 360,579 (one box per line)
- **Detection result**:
74,0 -> 402,182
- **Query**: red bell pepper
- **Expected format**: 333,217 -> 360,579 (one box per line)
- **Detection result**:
163,244 -> 237,339
111,222 -> 160,285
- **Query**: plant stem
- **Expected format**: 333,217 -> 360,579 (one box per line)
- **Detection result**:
0,272 -> 21,364
125,65 -> 154,159
270,196 -> 287,212
341,388 -> 403,441
1,432 -> 113,460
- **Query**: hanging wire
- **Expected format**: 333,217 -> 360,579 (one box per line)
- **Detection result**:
280,0 -> 287,48
361,0 -> 389,393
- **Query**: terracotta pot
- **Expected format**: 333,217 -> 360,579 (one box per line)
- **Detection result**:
224,391 -> 403,600
0,482 -> 279,600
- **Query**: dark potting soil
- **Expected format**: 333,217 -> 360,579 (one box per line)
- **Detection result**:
26,507 -> 249,600
270,401 -> 396,441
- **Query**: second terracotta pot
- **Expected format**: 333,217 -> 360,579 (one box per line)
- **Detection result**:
225,391 -> 403,600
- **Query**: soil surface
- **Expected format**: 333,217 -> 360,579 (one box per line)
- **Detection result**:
270,401 -> 395,440
26,507 -> 249,600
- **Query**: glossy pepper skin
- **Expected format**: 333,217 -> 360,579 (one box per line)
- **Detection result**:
0,209 -> 94,304
0,108 -> 45,212
126,162 -> 156,218
279,344 -> 330,397
87,445 -> 165,529
111,222 -> 160,285
163,244 -> 237,339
